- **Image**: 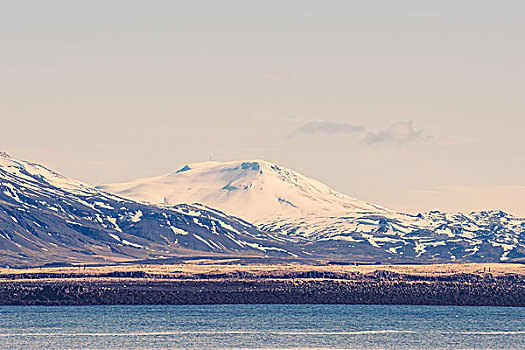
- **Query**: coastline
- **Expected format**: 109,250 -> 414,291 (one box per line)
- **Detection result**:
0,263 -> 524,306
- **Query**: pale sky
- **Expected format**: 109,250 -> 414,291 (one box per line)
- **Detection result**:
1,1 -> 524,216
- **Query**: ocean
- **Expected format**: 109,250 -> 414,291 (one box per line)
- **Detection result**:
0,304 -> 523,349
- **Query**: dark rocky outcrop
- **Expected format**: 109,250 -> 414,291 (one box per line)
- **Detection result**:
1,271 -> 523,306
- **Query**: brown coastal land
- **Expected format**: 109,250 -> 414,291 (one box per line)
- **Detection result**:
0,262 -> 524,306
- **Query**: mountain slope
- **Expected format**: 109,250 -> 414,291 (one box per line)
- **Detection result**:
100,160 -> 387,222
262,210 -> 525,262
2,154 -> 524,264
0,154 -> 299,267
101,159 -> 525,263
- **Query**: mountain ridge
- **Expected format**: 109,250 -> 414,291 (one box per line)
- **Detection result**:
0,154 -> 300,267
101,159 -> 525,263
1,153 -> 524,265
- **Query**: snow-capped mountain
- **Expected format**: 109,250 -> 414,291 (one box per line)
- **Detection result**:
1,153 -> 523,265
101,159 -> 525,263
100,160 -> 387,222
0,153 -> 298,267
262,210 -> 525,262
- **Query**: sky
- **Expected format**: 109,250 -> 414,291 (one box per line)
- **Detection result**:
1,1 -> 524,216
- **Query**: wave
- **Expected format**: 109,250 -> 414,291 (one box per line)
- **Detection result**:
450,331 -> 525,335
0,329 -> 413,337
1,329 -> 523,337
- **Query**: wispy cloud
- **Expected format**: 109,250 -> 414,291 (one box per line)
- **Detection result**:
364,121 -> 422,145
291,120 -> 365,137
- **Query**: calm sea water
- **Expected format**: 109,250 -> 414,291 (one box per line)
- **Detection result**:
0,304 -> 523,349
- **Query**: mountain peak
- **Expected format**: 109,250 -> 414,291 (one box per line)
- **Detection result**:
100,159 -> 388,222
0,153 -> 103,196
175,159 -> 270,172
0,151 -> 10,158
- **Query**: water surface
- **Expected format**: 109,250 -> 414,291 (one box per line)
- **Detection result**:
0,305 -> 523,349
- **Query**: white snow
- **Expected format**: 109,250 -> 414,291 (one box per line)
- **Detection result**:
106,217 -> 122,232
100,160 -> 389,223
193,234 -> 214,249
169,226 -> 188,235
109,233 -> 121,241
130,210 -> 143,223
217,220 -> 241,235
0,156 -> 95,195
489,242 -> 516,261
66,220 -> 83,226
94,201 -> 114,210
121,239 -> 143,248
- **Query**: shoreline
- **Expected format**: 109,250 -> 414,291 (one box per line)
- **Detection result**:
0,263 -> 524,307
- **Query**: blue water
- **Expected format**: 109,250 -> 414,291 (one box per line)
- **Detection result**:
0,305 -> 523,349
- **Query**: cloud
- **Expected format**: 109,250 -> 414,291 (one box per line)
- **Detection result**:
364,121 -> 422,145
291,120 -> 365,137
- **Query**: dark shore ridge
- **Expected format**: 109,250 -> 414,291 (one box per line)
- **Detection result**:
1,268 -> 524,306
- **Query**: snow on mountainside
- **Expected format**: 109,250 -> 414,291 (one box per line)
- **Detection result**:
0,152 -> 100,196
261,210 -> 525,262
101,159 -> 525,263
1,153 -> 524,264
100,160 -> 387,222
0,153 -> 299,266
